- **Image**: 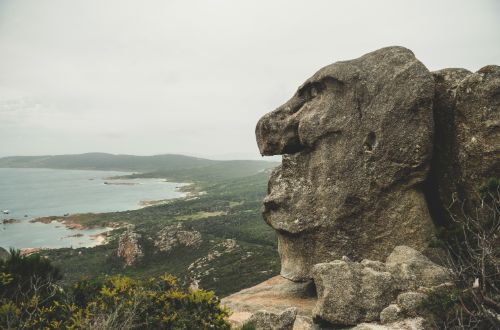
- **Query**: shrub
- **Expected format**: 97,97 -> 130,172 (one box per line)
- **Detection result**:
240,320 -> 256,330
0,251 -> 230,329
424,178 -> 500,329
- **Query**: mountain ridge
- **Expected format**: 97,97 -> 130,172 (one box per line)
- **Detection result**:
0,153 -> 279,181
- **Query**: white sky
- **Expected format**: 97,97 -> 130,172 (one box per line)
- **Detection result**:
0,0 -> 499,159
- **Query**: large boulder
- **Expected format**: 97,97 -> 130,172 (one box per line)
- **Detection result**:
385,246 -> 451,290
312,258 -> 395,325
432,66 -> 500,212
248,308 -> 298,330
221,275 -> 317,329
351,317 -> 428,330
311,246 -> 451,327
256,46 -> 436,280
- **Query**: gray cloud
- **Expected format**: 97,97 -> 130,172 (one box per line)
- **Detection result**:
0,0 -> 499,158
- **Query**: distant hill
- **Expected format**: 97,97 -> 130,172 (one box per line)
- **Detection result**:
0,153 -> 278,181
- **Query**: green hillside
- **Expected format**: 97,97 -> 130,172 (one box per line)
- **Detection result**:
40,171 -> 280,297
2,152 -> 281,297
0,153 -> 278,181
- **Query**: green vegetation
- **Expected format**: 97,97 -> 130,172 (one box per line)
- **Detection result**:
175,211 -> 226,221
240,321 -> 256,330
0,153 -> 278,182
2,152 -> 280,319
0,251 -> 230,329
37,170 -> 280,298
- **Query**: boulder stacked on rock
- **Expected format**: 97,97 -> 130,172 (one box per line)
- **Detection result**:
256,46 -> 437,281
312,246 -> 451,326
432,65 -> 500,212
231,46 -> 500,329
223,246 -> 452,329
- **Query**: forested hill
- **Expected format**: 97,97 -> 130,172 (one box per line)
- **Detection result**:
0,153 -> 279,181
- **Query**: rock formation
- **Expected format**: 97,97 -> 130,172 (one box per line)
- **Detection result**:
153,223 -> 202,253
224,246 -> 451,329
117,226 -> 144,267
222,275 -> 317,329
248,308 -> 298,330
224,46 -> 499,329
256,46 -> 436,280
312,246 -> 450,326
432,65 -> 500,212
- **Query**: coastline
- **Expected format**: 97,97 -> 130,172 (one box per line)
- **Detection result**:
30,183 -> 198,229
20,229 -> 110,256
31,214 -> 122,230
2,170 -> 201,252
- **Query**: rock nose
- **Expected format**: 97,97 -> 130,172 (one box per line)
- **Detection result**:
255,107 -> 304,156
255,114 -> 274,156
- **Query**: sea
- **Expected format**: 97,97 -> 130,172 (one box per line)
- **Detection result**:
0,168 -> 186,250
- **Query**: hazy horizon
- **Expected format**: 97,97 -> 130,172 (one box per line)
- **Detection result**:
0,151 -> 280,161
1,0 -> 499,158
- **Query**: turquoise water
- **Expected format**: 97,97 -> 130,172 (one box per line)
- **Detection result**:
0,168 -> 185,249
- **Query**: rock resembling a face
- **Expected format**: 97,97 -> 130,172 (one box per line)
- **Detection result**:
256,46 -> 437,281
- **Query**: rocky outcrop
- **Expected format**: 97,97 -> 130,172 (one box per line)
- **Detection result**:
153,223 -> 202,253
352,317 -> 428,330
225,246 -> 449,329
432,66 -> 500,212
312,246 -> 450,326
256,46 -> 436,281
232,46 -> 499,329
248,308 -> 298,330
222,275 -> 316,329
117,227 -> 144,267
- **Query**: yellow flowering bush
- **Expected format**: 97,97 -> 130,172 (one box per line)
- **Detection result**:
0,250 -> 230,329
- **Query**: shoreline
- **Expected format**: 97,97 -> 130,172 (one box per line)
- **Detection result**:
20,230 -> 110,256
7,177 -> 201,253
30,182 -> 198,229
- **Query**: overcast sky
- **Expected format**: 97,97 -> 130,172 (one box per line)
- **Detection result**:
0,0 -> 499,159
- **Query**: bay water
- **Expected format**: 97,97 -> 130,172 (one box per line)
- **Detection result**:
0,168 -> 185,250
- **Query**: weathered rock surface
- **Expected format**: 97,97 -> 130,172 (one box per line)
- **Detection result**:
351,317 -> 428,330
379,304 -> 402,324
385,246 -> 451,290
248,307 -> 298,330
225,247 -> 447,329
312,246 -> 450,326
238,46 -> 498,329
117,226 -> 144,267
222,275 -> 317,329
256,46 -> 436,280
432,66 -> 500,212
153,223 -> 202,253
312,258 -> 394,325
